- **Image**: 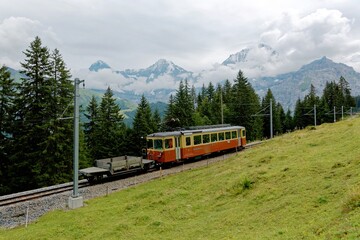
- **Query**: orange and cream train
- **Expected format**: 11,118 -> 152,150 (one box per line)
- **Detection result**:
146,125 -> 246,164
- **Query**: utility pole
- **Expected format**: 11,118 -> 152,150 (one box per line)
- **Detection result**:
334,106 -> 336,123
351,107 -> 353,116
68,78 -> 84,209
314,104 -> 317,127
341,106 -> 344,120
270,99 -> 273,139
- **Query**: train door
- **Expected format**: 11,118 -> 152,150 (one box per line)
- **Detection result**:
175,137 -> 181,161
238,129 -> 241,147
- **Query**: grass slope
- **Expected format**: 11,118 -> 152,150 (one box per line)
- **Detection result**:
2,117 -> 360,239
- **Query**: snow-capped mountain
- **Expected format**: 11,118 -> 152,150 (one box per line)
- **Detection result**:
82,45 -> 360,111
252,56 -> 360,109
222,43 -> 279,66
89,60 -> 111,72
119,59 -> 194,83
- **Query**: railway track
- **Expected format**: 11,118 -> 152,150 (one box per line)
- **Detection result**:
0,180 -> 89,207
0,141 -> 262,208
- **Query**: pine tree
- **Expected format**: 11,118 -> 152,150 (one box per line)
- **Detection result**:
84,96 -> 100,160
229,70 -> 262,140
173,79 -> 194,127
261,89 -> 282,138
302,84 -> 320,126
0,66 -> 17,194
11,36 -> 54,190
284,109 -> 294,132
163,94 -> 180,130
96,87 -> 125,159
151,108 -> 161,132
132,95 -> 153,155
339,76 -> 355,110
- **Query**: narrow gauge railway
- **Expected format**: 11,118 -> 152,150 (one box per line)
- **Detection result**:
0,180 -> 89,207
1,125 -> 258,208
1,148 -> 259,229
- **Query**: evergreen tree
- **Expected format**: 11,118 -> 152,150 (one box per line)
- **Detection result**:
293,98 -> 305,128
302,84 -> 320,126
261,89 -> 282,138
42,48 -> 76,183
173,79 -> 194,127
0,66 -> 17,194
339,76 -> 356,110
151,108 -> 161,132
84,96 -> 100,160
163,94 -> 180,130
11,36 -> 54,190
284,109 -> 294,132
229,70 -> 262,140
9,37 -> 77,191
132,95 -> 153,155
96,87 -> 125,159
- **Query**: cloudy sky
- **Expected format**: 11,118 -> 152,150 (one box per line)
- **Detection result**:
1,0 -> 360,78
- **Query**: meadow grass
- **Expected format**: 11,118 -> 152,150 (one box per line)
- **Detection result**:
1,116 -> 360,239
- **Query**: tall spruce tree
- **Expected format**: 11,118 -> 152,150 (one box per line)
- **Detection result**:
84,96 -> 100,160
11,36 -> 53,190
132,95 -> 153,155
151,108 -> 161,132
173,79 -> 194,127
163,94 -> 180,130
261,89 -> 282,138
0,66 -> 17,194
9,37 -> 76,191
95,87 -> 125,159
229,70 -> 262,140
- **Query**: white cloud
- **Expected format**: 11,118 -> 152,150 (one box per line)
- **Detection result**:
0,17 -> 59,69
260,8 -> 360,73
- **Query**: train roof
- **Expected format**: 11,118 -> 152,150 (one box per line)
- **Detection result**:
147,125 -> 245,138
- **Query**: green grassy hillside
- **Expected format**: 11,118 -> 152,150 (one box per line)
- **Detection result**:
2,117 -> 360,239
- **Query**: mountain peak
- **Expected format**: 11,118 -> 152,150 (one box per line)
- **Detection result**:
299,56 -> 336,72
89,60 -> 111,72
222,43 -> 278,66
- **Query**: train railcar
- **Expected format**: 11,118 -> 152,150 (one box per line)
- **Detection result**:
79,156 -> 155,182
146,125 -> 246,164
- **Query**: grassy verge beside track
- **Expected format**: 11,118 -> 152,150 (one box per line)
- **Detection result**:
1,116 -> 360,239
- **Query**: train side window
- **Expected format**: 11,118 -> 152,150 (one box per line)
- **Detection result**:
219,132 -> 224,141
165,138 -> 173,149
147,139 -> 153,149
194,135 -> 202,145
211,133 -> 217,142
203,134 -> 210,144
186,136 -> 191,146
154,139 -> 163,150
242,129 -> 246,137
225,132 -> 231,140
231,131 -> 237,139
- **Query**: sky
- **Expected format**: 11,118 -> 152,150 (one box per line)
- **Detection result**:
1,0 -> 360,84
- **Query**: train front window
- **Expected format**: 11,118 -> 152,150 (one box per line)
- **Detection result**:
242,129 -> 246,137
147,139 -> 153,149
154,139 -> 163,150
165,138 -> 173,149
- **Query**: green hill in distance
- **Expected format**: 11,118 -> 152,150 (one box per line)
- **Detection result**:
2,116 -> 360,239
